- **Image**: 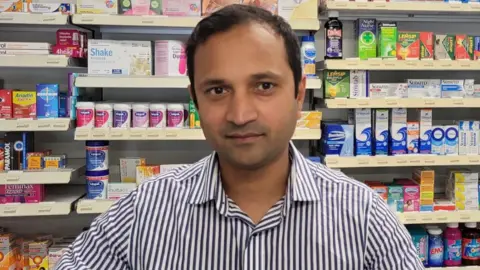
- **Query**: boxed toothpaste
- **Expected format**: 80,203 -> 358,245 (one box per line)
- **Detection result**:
444,125 -> 459,155
389,108 -> 407,155
407,122 -> 420,154
349,70 -> 369,98
36,84 -> 59,118
354,109 -> 372,156
418,109 -> 432,154
431,126 -> 445,155
373,109 -> 389,156
407,79 -> 441,98
441,79 -> 465,98
434,34 -> 455,60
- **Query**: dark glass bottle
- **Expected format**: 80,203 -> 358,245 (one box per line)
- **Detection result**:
324,11 -> 343,59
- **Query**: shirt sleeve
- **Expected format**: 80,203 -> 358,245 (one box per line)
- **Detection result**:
364,194 -> 425,270
55,191 -> 137,270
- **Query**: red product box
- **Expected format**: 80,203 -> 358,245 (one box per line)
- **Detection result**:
420,32 -> 434,59
12,90 -> 36,119
0,89 -> 12,119
0,184 -> 45,204
52,45 -> 86,58
455,34 -> 469,60
56,29 -> 83,47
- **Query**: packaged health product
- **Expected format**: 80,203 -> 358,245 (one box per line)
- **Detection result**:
324,70 -> 350,98
3,132 -> 34,171
397,32 -> 420,60
407,122 -> 420,154
418,109 -> 432,154
428,228 -> 444,267
201,0 -> 241,15
393,83 -> 408,98
132,103 -> 149,128
467,36 -> 476,60
349,70 -> 368,98
441,80 -> 465,98
85,141 -> 109,172
68,73 -> 85,97
167,103 -> 184,127
276,0 -> 317,20
162,0 -> 200,16
86,171 -> 108,199
95,103 -> 113,128
189,99 -> 200,129
107,183 -> 137,200
474,36 -> 480,60
154,40 -> 187,77
368,83 -> 389,99
301,35 -> 317,77
56,29 -> 84,47
373,109 -> 389,156
88,40 -> 126,75
76,102 -> 95,128
136,165 -> 161,185
149,103 -> 166,128
0,184 -> 44,203
431,126 -> 445,155
0,0 -> 22,11
113,103 -> 132,128
378,22 -> 397,58
420,32 -> 434,59
122,40 -> 152,76
183,103 -> 189,128
12,91 -> 36,118
27,152 -> 44,170
36,84 -> 59,118
320,123 -> 354,156
120,157 -> 146,183
469,121 -> 479,156
408,227 -> 428,266
76,0 -> 117,14
53,46 -> 87,58
245,0 -> 278,14
324,12 -> 342,60
354,109 -> 372,156
464,79 -> 476,97
444,125 -> 459,155
387,184 -> 404,213
407,79 -> 441,98
462,223 -> 480,265
389,108 -> 407,155
396,179 -> 420,212
0,42 -> 50,50
458,120 -> 469,155
24,2 -> 72,13
119,0 -> 162,15
354,19 -> 377,60
455,34 -> 469,60
0,89 -> 12,119
367,182 -> 388,202
413,168 -> 435,212
0,49 -> 50,55
434,34 -> 455,60
43,155 -> 66,169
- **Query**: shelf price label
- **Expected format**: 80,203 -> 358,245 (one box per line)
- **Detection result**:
129,129 -> 146,139
37,122 -> 52,129
357,158 -> 370,166
449,158 -> 461,164
2,205 -> 18,216
146,129 -> 161,139
325,157 -> 339,166
395,157 -> 408,165
375,158 -> 389,166
409,158 -> 422,165
423,100 -> 436,106
331,100 -> 347,108
453,100 -> 465,106
468,157 -> 480,164
15,120 -> 31,130
459,213 -> 472,221
165,131 -> 179,138
75,129 -> 90,139
5,171 -> 22,183
110,129 -> 127,139
424,158 -> 436,165
37,206 -> 52,214
52,121 -> 69,129
385,100 -> 399,106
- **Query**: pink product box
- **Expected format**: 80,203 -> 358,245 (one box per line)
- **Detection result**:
52,45 -> 87,58
56,30 -> 87,48
162,0 -> 201,16
401,184 -> 420,212
0,184 -> 45,204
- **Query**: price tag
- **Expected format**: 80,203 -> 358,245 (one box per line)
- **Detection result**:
345,61 -> 359,68
386,100 -> 399,106
396,157 -> 408,165
373,3 -> 386,7
471,4 -> 480,9
423,100 -> 436,106
440,63 -> 453,68
129,129 -> 146,139
333,100 -> 347,108
37,122 -> 52,129
5,171 -> 22,183
357,101 -> 370,107
75,129 -> 90,139
357,158 -> 370,166
42,16 -> 57,22
52,121 -> 68,129
16,121 -> 30,129
459,62 -> 471,68
326,157 -> 339,166
375,158 -> 389,166
141,19 -> 155,24
423,62 -> 434,68
468,157 -> 480,164
449,3 -> 462,8
37,206 -> 52,214
357,3 -> 368,7
78,206 -> 93,212
384,62 -> 396,67
46,60 -> 61,65
459,214 -> 471,221
435,214 -> 449,222
404,218 -> 418,224
420,215 -> 434,222
409,158 -> 422,165
405,61 -> 418,67
449,158 -> 460,164
110,129 -> 126,139
165,131 -> 179,138
80,17 -> 94,22
453,99 -> 465,106
0,14 -> 14,21
2,205 -> 18,215
91,128 -> 108,138
424,158 -> 436,165
146,129 -> 161,139
333,2 -> 347,7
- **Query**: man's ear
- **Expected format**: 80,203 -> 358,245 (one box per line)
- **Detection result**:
296,75 -> 307,120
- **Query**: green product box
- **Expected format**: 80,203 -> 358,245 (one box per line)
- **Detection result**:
324,70 -> 350,99
118,0 -> 162,15
355,19 -> 377,60
387,184 -> 404,213
189,99 -> 200,129
467,35 -> 476,60
434,34 -> 455,60
378,22 -> 397,58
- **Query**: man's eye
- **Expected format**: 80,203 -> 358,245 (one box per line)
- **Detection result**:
256,82 -> 274,91
207,87 -> 226,95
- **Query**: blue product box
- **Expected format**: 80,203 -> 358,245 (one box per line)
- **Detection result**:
389,108 -> 407,155
321,123 -> 354,156
36,84 -> 59,118
373,109 -> 389,155
59,93 -> 67,117
355,109 -> 372,156
68,96 -> 77,120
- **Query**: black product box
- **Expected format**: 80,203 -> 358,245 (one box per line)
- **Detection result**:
3,132 -> 34,171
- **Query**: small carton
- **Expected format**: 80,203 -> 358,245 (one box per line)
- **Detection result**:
27,152 -> 44,170
378,22 -> 397,58
189,99 -> 200,129
455,34 -> 469,60
407,79 -> 441,98
434,34 -> 455,60
467,35 -> 476,60
119,0 -> 162,15
475,36 -> 480,60
0,89 -> 12,119
367,182 -> 388,202
354,19 -> 377,60
120,157 -> 146,183
324,70 -> 350,98
0,0 -> 23,12
76,0 -> 118,14
389,108 -> 407,155
396,31 -> 420,60
395,179 -> 420,212
24,2 -> 72,13
12,91 -> 36,118
387,184 -> 404,213
418,109 -> 432,154
0,184 -> 44,204
136,165 -> 160,185
420,32 -> 434,59
441,79 -> 465,98
433,198 -> 455,211
349,70 -> 369,98
444,125 -> 459,155
162,0 -> 201,16
29,240 -> 50,270
0,233 -> 19,270
354,109 -> 372,156
36,84 -> 59,118
431,126 -> 445,155
373,109 -> 389,156
56,29 -> 84,47
276,0 -> 317,20
107,183 -> 136,200
369,83 -> 390,99
407,122 -> 420,154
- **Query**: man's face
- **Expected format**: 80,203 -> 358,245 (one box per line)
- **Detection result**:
191,22 -> 306,170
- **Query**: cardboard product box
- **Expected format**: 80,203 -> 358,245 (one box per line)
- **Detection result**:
119,0 -> 162,15
0,89 -> 12,119
378,22 -> 397,58
324,70 -> 350,98
355,19 -> 377,60
434,34 -> 455,60
201,0 -> 241,15
24,1 -> 73,13
36,84 -> 59,118
3,132 -> 35,171
455,34 -> 470,60
120,157 -> 146,183
244,0 -> 277,14
396,32 -> 420,60
0,0 -> 23,12
420,32 -> 434,59
107,183 -> 137,200
76,0 -> 118,14
277,0 -> 317,20
29,240 -> 51,270
162,0 -> 200,16
136,165 -> 160,185
0,42 -> 51,50
12,91 -> 36,119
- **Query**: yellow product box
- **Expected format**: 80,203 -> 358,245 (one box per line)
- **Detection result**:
29,240 -> 50,270
455,200 -> 478,210
0,0 -> 23,12
0,233 -> 22,270
12,90 -> 36,119
76,0 -> 117,14
27,152 -> 44,170
296,119 -> 320,129
300,111 -> 322,121
120,157 -> 146,183
413,168 -> 435,185
278,0 -> 317,20
136,165 -> 160,186
450,171 -> 479,183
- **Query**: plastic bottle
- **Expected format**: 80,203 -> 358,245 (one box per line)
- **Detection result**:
428,228 -> 444,267
300,35 -> 316,78
444,223 -> 462,266
132,103 -> 149,128
324,11 -> 343,60
408,226 -> 429,267
463,222 -> 480,265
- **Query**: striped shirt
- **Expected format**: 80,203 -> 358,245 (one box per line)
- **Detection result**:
57,143 -> 424,270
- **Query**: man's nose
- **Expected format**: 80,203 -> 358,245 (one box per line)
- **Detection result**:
225,89 -> 258,126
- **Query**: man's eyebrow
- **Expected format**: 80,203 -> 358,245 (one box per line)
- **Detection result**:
198,79 -> 229,89
250,72 -> 282,81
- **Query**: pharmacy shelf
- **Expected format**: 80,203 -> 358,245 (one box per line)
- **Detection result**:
397,211 -> 480,225
76,199 -> 116,214
324,98 -> 480,109
0,55 -> 84,68
74,75 -> 322,90
71,14 -> 320,31
325,155 -> 480,168
324,1 -> 480,13
0,186 -> 83,217
320,59 -> 480,71
75,127 -> 320,141
0,13 -> 69,25
0,162 -> 85,185
0,118 -> 72,131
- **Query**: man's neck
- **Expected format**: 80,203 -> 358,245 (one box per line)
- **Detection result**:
219,146 -> 291,224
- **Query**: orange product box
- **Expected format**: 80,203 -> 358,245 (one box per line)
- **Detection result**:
396,32 -> 420,60
12,91 -> 36,119
455,34 -> 469,60
0,233 -> 22,270
367,183 -> 388,202
300,111 -> 322,121
29,240 -> 50,270
413,168 -> 435,185
201,0 -> 242,15
420,32 -> 433,59
27,152 -> 44,170
136,165 -> 161,185
0,0 -> 23,12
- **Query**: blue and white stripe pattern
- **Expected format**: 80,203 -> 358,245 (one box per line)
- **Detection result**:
57,142 -> 423,270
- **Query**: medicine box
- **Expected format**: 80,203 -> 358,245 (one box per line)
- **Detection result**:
395,179 -> 420,212
276,0 -> 318,20
444,125 -> 459,155
0,49 -> 50,55
354,109 -> 372,156
434,34 -> 455,60
407,122 -> 420,154
369,83 -> 390,99
123,40 -> 152,76
378,22 -> 397,58
162,0 -> 201,16
120,157 -> 146,183
27,152 -> 44,170
154,40 -> 187,77
56,29 -> 84,47
29,240 -> 50,270
76,0 -> 118,14
349,70 -> 368,98
321,123 -> 354,156
3,132 -> 35,171
0,233 -> 17,270
324,70 -> 350,98
0,184 -> 44,204
24,2 -> 72,13
355,19 -> 377,60
367,182 -> 388,202
389,108 -> 407,155
387,184 -> 404,213
201,0 -> 241,15
431,126 -> 445,155
373,109 -> 389,156
119,0 -> 162,15
407,79 -> 441,98
0,42 -> 51,50
418,109 -> 432,154
107,183 -> 136,200
420,32 -> 434,59
12,91 -> 36,118
136,165 -> 160,185
469,121 -> 479,155
0,0 -> 23,12
0,89 -> 12,119
441,80 -> 465,98
397,31 -> 420,60
36,84 -> 59,118
455,34 -> 469,60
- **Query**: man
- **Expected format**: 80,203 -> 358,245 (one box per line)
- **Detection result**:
57,4 -> 423,270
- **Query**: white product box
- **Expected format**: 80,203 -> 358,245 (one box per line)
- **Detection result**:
464,79 -> 476,97
369,83 -> 390,98
458,120 -> 469,156
76,0 -> 117,14
407,79 -> 441,98
431,125 -> 445,155
469,121 -> 479,155
444,125 -> 459,155
24,3 -> 74,13
160,164 -> 187,174
278,0 -> 318,20
349,70 -> 368,98
0,41 -> 51,50
107,183 -> 136,200
354,109 -> 372,156
407,122 -> 420,154
154,40 -> 187,77
473,85 -> 480,98
441,80 -> 465,98
120,157 -> 146,183
393,83 -> 408,98
121,40 -> 152,76
0,49 -> 50,55
418,109 -> 432,154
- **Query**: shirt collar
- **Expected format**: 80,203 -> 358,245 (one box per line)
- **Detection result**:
188,141 -> 321,205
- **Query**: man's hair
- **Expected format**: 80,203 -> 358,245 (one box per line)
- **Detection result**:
186,4 -> 302,107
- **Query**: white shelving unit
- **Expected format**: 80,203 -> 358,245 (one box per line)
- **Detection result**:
325,155 -> 480,168
398,211 -> 480,225
0,162 -> 85,185
0,55 -> 83,68
324,1 -> 480,13
0,118 -> 72,131
74,127 -> 321,141
321,59 -> 480,70
0,13 -> 68,25
75,75 -> 322,89
76,199 -> 116,214
324,98 -> 480,109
